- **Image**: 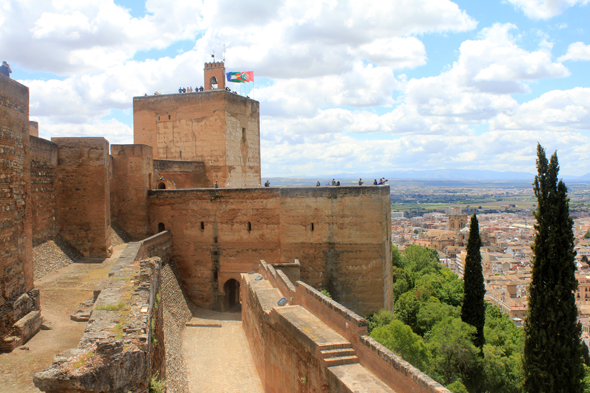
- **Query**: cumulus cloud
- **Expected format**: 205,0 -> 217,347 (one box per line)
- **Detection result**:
506,0 -> 590,20
1,0 -> 205,74
559,42 -> 590,62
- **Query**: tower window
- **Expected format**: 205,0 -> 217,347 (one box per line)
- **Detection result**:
157,115 -> 160,121
242,128 -> 246,142
247,222 -> 252,232
158,223 -> 165,232
201,221 -> 205,231
168,114 -> 171,120
311,223 -> 314,232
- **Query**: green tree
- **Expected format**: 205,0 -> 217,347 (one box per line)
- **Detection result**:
461,213 -> 485,351
403,245 -> 441,274
584,230 -> 590,239
371,319 -> 431,371
524,144 -> 584,392
366,309 -> 395,334
427,317 -> 481,387
392,266 -> 413,300
394,291 -> 421,331
416,298 -> 460,336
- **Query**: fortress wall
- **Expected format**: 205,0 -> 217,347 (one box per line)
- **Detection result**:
224,92 -> 261,187
153,159 -> 209,189
136,230 -> 172,266
148,186 -> 392,315
53,137 -> 111,257
148,188 -> 282,309
30,136 -> 58,245
278,186 -> 393,315
111,144 -> 152,240
0,76 -> 34,338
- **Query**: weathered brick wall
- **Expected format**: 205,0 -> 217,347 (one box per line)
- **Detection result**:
0,76 -> 33,338
53,137 -> 111,257
133,91 -> 260,188
29,121 -> 38,137
30,136 -> 57,245
224,93 -> 261,187
147,186 -> 392,315
111,144 -> 152,240
153,159 -> 209,189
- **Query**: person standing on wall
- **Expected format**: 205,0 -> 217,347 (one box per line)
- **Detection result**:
0,61 -> 12,78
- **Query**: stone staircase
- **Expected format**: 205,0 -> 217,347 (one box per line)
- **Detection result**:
320,343 -> 359,367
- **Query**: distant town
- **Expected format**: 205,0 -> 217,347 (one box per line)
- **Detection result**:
390,184 -> 590,343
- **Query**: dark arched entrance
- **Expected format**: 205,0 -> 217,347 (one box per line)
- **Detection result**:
157,182 -> 166,189
223,279 -> 240,312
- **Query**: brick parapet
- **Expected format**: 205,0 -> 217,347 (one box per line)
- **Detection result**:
255,261 -> 451,393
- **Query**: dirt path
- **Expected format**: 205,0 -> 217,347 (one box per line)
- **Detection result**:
182,307 -> 263,393
0,244 -> 126,393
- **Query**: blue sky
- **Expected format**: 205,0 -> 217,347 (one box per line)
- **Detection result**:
2,0 -> 590,177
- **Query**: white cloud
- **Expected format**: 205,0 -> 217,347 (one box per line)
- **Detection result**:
1,0 -> 205,74
37,118 -> 133,146
490,87 -> 590,131
559,42 -> 590,62
506,0 -> 590,20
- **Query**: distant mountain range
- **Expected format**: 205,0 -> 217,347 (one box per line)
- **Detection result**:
263,169 -> 590,187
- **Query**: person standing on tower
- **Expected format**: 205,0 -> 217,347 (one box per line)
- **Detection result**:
0,61 -> 12,78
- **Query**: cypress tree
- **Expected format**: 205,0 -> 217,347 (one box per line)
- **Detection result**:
461,213 -> 485,351
524,144 -> 584,392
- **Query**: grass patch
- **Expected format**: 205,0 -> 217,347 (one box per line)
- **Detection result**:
96,301 -> 127,311
73,351 -> 94,368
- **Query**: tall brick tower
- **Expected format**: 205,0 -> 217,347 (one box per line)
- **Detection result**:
204,61 -> 226,90
133,62 -> 260,188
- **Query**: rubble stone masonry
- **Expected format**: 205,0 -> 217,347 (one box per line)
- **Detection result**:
0,76 -> 34,338
148,185 -> 392,316
53,137 -> 111,257
30,136 -> 58,245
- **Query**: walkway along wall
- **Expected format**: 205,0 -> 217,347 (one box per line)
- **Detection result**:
245,261 -> 451,393
148,185 -> 392,316
34,231 -> 171,393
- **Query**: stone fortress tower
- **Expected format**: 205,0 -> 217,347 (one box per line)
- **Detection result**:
133,61 -> 261,188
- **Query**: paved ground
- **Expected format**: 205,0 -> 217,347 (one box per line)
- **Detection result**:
182,307 -> 263,393
0,244 -> 125,393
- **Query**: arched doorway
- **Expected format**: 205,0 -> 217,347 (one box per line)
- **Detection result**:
223,279 -> 240,312
158,223 -> 165,233
157,182 -> 166,189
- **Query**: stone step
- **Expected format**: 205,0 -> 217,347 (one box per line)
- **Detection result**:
318,342 -> 353,351
320,348 -> 356,359
324,355 -> 359,367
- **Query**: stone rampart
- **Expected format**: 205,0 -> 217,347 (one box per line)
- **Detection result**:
30,136 -> 58,245
53,137 -> 112,257
34,245 -> 164,393
0,76 -> 36,345
249,261 -> 451,393
148,185 -> 392,315
111,144 -> 152,240
136,230 -> 172,265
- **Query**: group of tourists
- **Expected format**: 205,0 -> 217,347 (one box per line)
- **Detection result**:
179,86 -> 204,93
314,177 -> 389,186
